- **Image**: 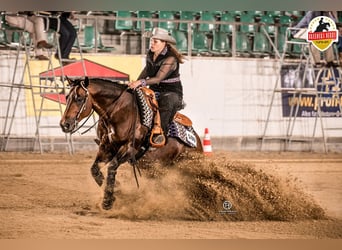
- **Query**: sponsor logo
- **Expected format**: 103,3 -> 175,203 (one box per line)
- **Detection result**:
307,16 -> 338,51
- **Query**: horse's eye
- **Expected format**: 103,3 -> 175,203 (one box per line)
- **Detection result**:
75,96 -> 84,103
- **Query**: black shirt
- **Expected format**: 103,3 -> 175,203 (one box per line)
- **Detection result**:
138,46 -> 183,97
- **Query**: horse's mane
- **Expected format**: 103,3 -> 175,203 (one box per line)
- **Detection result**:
86,78 -> 128,96
67,77 -> 131,99
90,78 -> 129,91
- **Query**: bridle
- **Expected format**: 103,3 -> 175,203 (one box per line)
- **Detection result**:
66,80 -> 128,135
65,80 -> 92,134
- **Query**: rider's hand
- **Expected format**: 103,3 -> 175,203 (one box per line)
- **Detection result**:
128,80 -> 141,90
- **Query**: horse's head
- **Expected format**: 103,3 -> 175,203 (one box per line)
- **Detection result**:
60,77 -> 93,133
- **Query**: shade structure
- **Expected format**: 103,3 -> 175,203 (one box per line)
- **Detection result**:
39,59 -> 130,81
39,59 -> 130,104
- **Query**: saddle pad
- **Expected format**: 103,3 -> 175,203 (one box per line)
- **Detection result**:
136,88 -> 154,130
167,121 -> 197,148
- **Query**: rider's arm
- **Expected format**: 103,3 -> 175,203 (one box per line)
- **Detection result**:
140,56 -> 177,86
137,66 -> 148,80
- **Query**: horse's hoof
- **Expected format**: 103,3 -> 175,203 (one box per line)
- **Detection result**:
102,197 -> 115,210
95,177 -> 104,187
102,200 -> 113,210
102,192 -> 115,210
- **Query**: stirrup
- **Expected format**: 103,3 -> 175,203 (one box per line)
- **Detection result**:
150,133 -> 166,148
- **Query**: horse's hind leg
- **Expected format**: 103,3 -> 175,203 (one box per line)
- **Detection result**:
90,158 -> 104,187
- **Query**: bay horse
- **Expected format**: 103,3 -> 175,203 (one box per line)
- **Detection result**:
60,77 -> 203,210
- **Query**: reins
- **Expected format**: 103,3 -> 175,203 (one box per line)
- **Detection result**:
130,90 -> 142,188
70,81 -> 127,135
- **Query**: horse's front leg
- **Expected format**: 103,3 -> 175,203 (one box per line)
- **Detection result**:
102,143 -> 137,210
91,137 -> 116,187
102,158 -> 119,210
90,158 -> 104,187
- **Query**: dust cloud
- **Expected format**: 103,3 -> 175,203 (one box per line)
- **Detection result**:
99,153 -> 326,221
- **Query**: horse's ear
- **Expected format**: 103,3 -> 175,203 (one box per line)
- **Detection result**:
84,77 -> 89,88
65,75 -> 72,86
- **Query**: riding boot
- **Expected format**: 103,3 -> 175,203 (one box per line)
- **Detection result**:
150,110 -> 166,147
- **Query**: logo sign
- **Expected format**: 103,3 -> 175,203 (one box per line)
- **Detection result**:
219,200 -> 237,214
222,200 -> 232,210
307,16 -> 338,51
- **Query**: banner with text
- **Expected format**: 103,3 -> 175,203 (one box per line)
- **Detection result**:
281,65 -> 342,117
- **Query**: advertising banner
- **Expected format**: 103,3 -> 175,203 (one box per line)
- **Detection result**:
281,65 -> 342,117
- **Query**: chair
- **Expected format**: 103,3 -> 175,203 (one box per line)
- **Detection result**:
228,11 -> 242,18
158,11 -> 176,31
291,42 -> 303,57
210,11 -> 223,17
135,11 -> 153,32
260,14 -> 276,36
281,27 -> 306,57
80,25 -> 95,51
277,32 -> 291,55
115,11 -> 133,31
198,11 -> 216,33
2,13 -> 35,48
192,30 -> 209,55
253,31 -> 271,56
279,15 -> 292,35
220,12 -> 235,34
170,29 -> 188,54
211,30 -> 230,56
81,25 -> 115,52
235,31 -> 251,55
247,11 -> 264,20
46,30 -> 55,45
11,30 -> 31,46
0,29 -> 9,46
179,11 -> 196,32
266,11 -> 282,18
0,12 -> 13,31
239,13 -> 256,34
0,13 -> 9,45
97,34 -> 115,52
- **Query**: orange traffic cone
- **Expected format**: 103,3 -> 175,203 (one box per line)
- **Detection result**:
202,128 -> 212,155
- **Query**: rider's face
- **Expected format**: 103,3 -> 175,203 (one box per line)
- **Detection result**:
150,38 -> 166,54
